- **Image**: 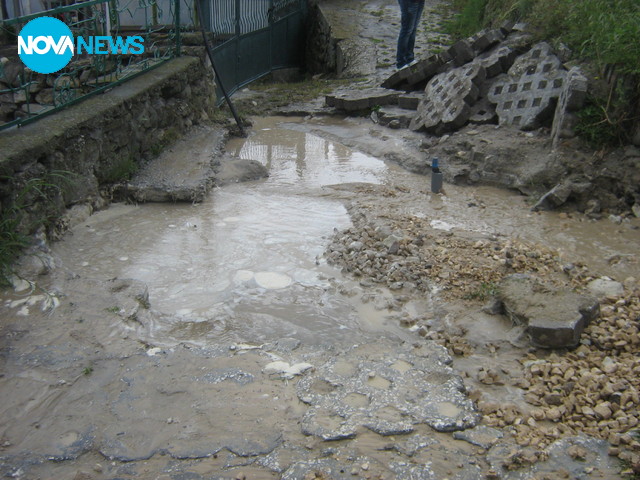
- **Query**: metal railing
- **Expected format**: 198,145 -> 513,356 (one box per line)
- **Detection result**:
0,0 -> 307,129
202,0 -> 307,101
0,0 -> 189,130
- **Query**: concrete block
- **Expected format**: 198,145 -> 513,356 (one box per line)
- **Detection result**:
468,98 -> 497,124
447,39 -> 475,66
398,93 -> 424,110
498,274 -> 599,349
477,45 -> 518,79
410,63 -> 485,133
376,106 -> 414,129
487,42 -> 567,130
469,28 -> 505,55
325,88 -> 399,113
381,53 -> 448,91
550,67 -> 588,147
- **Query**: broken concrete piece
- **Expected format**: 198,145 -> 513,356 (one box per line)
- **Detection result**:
447,38 -> 475,66
468,28 -> 505,55
498,274 -> 599,348
551,66 -> 588,147
325,88 -> 399,112
381,53 -> 449,91
410,62 -> 486,134
376,106 -> 414,129
532,177 -> 593,211
488,42 -> 567,130
398,93 -> 424,110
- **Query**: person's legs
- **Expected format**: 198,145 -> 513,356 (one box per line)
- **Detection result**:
405,0 -> 425,64
396,0 -> 424,68
396,0 -> 412,68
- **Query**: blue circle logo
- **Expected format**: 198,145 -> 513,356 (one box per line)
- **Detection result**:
18,16 -> 74,74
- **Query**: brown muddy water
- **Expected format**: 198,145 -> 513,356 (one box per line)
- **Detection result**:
1,116 -> 638,479
52,117 -> 640,348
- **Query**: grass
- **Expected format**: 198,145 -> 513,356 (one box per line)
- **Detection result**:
445,0 -> 640,146
463,282 -> 499,301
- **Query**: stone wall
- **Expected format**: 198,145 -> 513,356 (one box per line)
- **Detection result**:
305,0 -> 377,78
0,53 -> 218,238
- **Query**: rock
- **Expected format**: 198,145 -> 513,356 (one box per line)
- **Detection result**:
498,274 -> 599,348
532,177 -> 593,211
453,426 -> 504,449
587,277 -> 624,299
326,88 -> 399,113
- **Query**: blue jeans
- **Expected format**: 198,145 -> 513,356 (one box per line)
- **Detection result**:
396,0 -> 425,68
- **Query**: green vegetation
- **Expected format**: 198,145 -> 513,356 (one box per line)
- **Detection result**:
103,155 -> 138,183
446,0 -> 640,74
0,171 -> 73,286
446,0 -> 640,146
463,281 -> 499,301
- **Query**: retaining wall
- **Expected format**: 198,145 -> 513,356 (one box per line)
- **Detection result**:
0,53 -> 218,238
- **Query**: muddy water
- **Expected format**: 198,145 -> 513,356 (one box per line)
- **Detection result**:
52,118 -> 398,347
52,117 -> 639,350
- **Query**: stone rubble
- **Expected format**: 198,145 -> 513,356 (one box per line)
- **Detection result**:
325,204 -> 640,476
328,25 -> 590,142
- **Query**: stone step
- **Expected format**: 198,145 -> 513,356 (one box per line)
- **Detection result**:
325,87 -> 399,113
375,105 -> 415,129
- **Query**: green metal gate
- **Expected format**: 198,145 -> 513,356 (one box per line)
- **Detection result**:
201,0 -> 307,101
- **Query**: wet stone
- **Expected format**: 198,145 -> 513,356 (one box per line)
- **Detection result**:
296,341 -> 479,441
393,434 -> 438,457
282,457 -> 365,480
498,274 -> 600,348
453,425 -> 504,449
325,88 -> 399,113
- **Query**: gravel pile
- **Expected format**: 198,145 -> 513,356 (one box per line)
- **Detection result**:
325,209 -> 640,475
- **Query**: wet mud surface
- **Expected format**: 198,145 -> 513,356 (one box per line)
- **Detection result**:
1,116 -> 639,479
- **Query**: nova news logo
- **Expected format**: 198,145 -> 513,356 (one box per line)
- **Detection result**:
18,16 -> 145,74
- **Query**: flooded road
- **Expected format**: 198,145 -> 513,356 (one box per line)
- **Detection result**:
53,117 -> 639,349
2,116 -> 637,479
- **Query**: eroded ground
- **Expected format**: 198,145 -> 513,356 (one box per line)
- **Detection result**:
1,116 -> 639,479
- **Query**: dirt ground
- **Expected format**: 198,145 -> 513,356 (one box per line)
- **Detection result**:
2,0 -> 640,478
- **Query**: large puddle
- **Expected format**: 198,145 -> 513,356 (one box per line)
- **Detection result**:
51,117 -> 640,347
51,118 -> 397,346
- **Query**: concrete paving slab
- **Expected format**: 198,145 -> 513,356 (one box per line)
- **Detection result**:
488,42 -> 567,130
410,62 -> 486,133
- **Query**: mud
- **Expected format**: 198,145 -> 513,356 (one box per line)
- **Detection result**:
1,116 -> 638,479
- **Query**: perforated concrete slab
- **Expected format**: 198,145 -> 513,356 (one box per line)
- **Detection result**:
487,42 -> 567,130
410,62 -> 486,133
468,28 -> 505,55
381,53 -> 449,91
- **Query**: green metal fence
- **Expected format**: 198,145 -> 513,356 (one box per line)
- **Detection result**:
0,0 -> 187,130
0,0 -> 307,130
202,0 -> 307,101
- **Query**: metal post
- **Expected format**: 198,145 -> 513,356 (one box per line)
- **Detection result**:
174,0 -> 181,56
